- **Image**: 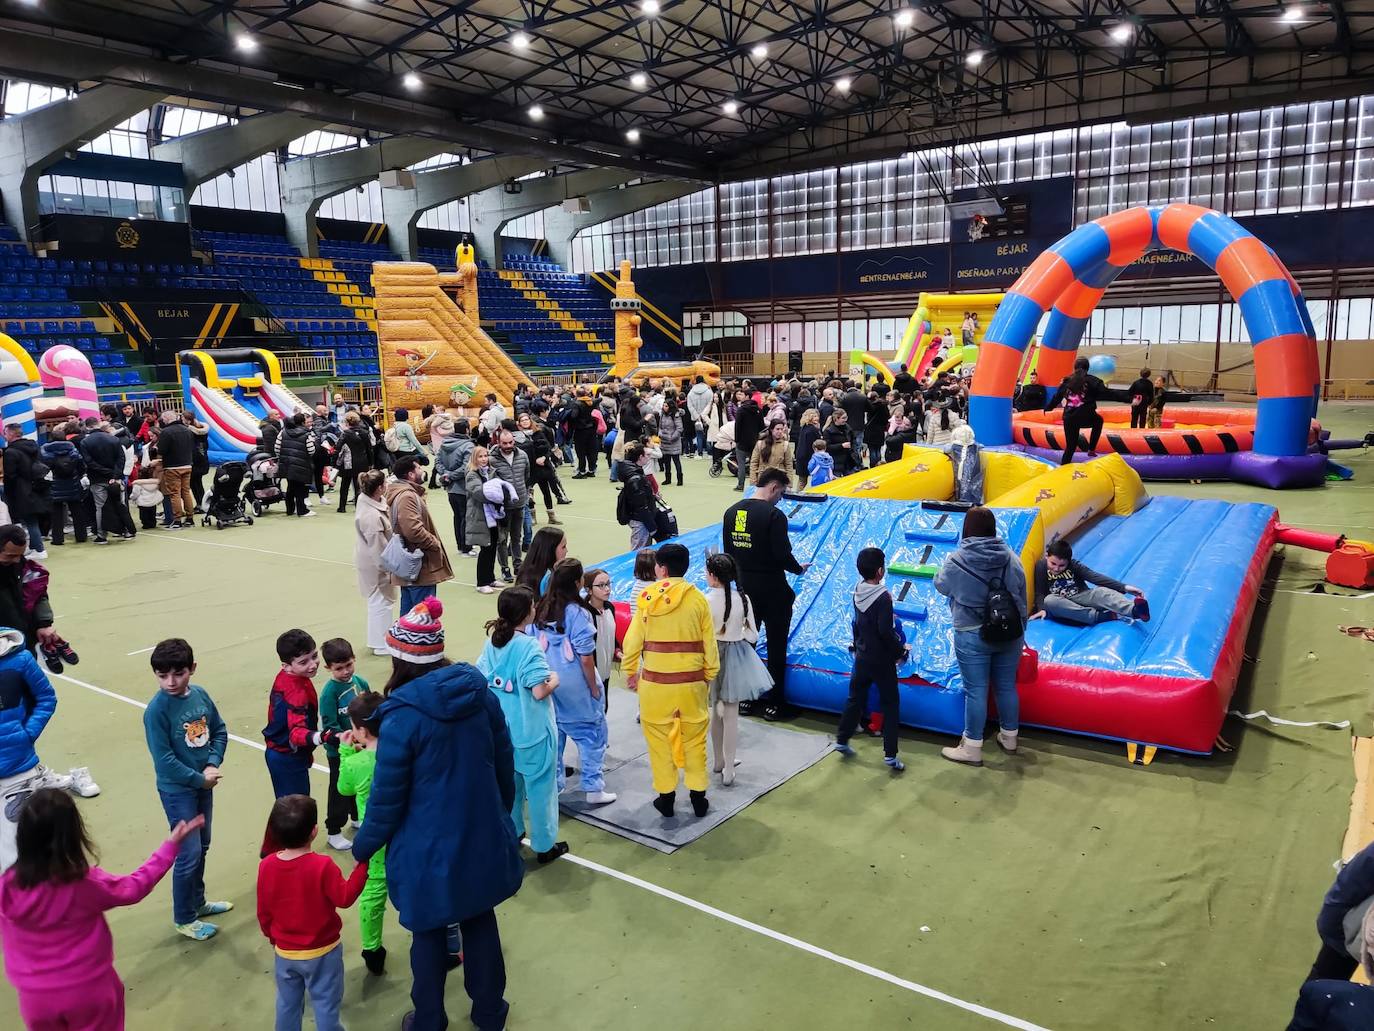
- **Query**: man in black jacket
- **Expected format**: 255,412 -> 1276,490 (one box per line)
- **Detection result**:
722,467 -> 809,720
838,385 -> 869,464
1013,370 -> 1047,412
617,443 -> 657,551
732,394 -> 763,492
569,388 -> 599,478
78,420 -> 132,543
1,425 -> 50,557
156,411 -> 196,528
892,364 -> 918,396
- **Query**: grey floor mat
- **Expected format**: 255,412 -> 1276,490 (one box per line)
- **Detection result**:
558,689 -> 835,853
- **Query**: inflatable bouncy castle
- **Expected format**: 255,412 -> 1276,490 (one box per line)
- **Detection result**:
0,332 -> 41,438
179,348 -> 313,464
605,261 -> 720,387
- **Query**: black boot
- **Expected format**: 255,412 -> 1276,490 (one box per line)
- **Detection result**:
652,791 -> 675,817
536,841 -> 570,864
689,789 -> 710,818
361,946 -> 387,975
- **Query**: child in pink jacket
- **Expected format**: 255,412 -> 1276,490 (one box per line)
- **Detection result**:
0,788 -> 203,1030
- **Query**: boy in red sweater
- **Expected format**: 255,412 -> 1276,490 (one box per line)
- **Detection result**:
257,794 -> 368,1031
263,629 -> 337,798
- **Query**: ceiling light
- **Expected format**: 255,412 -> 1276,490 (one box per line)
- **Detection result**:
1109,23 -> 1133,42
966,49 -> 985,67
1281,6 -> 1303,22
528,104 -> 544,120
511,31 -> 531,50
640,0 -> 660,14
722,100 -> 739,115
402,72 -> 421,90
630,71 -> 649,89
626,127 -> 641,143
751,42 -> 768,60
835,76 -> 852,93
235,34 -> 258,53
894,9 -> 914,29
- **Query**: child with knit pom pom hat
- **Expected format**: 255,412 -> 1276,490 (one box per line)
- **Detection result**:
384,595 -> 448,666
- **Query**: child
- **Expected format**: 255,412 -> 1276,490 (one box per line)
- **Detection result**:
263,629 -> 335,799
129,453 -> 164,530
583,567 -> 616,713
143,637 -> 232,941
0,625 -> 57,873
834,547 -> 909,772
539,560 -> 618,810
1128,367 -> 1154,429
807,438 -> 834,487
631,548 -> 658,601
1146,375 -> 1167,429
1031,539 -> 1150,626
256,795 -> 369,1031
704,554 -> 771,786
479,587 -> 567,863
0,788 -> 203,1030
641,428 -> 663,493
336,692 -> 388,974
319,638 -> 368,852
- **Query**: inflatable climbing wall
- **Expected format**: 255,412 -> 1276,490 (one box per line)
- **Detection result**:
372,260 -> 532,413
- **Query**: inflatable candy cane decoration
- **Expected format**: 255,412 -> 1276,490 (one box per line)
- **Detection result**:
0,333 -> 42,439
39,344 -> 100,422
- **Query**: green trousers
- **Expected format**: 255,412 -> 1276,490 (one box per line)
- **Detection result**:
359,849 -> 387,951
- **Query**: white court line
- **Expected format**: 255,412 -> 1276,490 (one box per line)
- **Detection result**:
1272,588 -> 1374,599
56,669 -> 1048,1030
126,646 -> 155,656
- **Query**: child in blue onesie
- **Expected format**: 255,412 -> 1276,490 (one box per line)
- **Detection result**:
478,586 -> 566,864
538,558 -> 618,809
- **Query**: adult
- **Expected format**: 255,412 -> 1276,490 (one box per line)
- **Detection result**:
477,394 -> 506,443
656,391 -> 684,488
353,470 -> 396,657
0,612 -> 57,871
892,364 -> 918,396
1,425 -> 49,558
838,383 -> 868,463
862,391 -> 887,468
923,399 -> 965,447
1046,357 -> 1111,465
385,455 -> 454,611
184,412 -> 210,513
0,524 -> 57,652
1128,367 -> 1155,429
309,406 -> 339,499
435,417 -> 476,555
611,387 -> 643,476
274,413 -> 316,518
616,443 -> 657,552
514,413 -> 560,526
78,420 -> 135,543
388,408 -> 423,462
257,411 -> 282,454
748,420 -> 794,489
116,401 -> 137,429
568,388 -> 600,478
332,392 -> 347,425
335,411 -> 373,513
883,413 -> 921,464
1013,370 -> 1047,412
794,409 -> 821,484
1285,840 -> 1374,1029
352,601 -> 522,1031
621,542 -> 719,819
156,410 -> 196,528
686,377 -> 714,457
490,429 -> 531,582
1295,837 -> 1374,985
732,391 -> 763,492
933,506 -> 1028,767
822,409 -> 856,477
464,446 -> 504,594
722,467 -> 809,721
39,425 -> 88,547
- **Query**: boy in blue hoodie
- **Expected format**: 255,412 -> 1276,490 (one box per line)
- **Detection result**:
834,548 -> 909,771
0,624 -> 57,871
142,637 -> 232,941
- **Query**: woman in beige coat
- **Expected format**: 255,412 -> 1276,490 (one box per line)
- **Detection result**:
748,420 -> 795,488
353,469 -> 397,656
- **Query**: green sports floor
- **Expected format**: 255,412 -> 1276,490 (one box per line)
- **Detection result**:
4,404 -> 1373,1031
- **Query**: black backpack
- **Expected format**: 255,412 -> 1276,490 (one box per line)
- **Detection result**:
45,450 -> 80,481
950,556 -> 1024,643
615,480 -> 632,526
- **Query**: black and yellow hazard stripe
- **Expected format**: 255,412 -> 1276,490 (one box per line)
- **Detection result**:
191,303 -> 241,348
362,223 -> 387,245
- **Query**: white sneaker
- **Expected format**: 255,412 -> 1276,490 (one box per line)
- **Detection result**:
585,790 -> 618,805
327,833 -> 352,851
33,766 -> 73,791
25,550 -> 48,561
301,510 -> 318,518
68,767 -> 101,797
476,585 -> 495,594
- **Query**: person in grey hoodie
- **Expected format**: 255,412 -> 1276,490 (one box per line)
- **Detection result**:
686,377 -> 714,457
933,506 -> 1028,767
435,419 -> 476,556
489,429 -> 530,581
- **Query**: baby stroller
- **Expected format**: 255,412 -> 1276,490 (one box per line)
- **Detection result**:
708,446 -> 739,479
201,462 -> 253,529
244,449 -> 286,516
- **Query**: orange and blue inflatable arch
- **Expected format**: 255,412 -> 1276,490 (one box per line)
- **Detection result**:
969,204 -> 1325,488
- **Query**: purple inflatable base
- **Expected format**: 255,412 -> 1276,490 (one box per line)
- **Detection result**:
1015,446 -> 1329,488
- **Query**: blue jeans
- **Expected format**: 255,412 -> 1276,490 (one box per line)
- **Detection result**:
521,502 -> 533,550
629,519 -> 654,551
953,630 -> 1022,739
400,583 -> 437,614
157,787 -> 213,925
694,426 -> 707,455
275,942 -> 345,1031
22,516 -> 42,553
264,749 -> 312,798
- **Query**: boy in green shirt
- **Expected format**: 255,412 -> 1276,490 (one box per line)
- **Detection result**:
337,691 -> 386,974
320,638 -> 369,851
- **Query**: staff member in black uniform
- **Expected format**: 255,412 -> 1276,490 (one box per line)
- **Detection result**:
721,467 -> 809,721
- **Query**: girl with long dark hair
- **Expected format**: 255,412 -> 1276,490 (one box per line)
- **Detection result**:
704,553 -> 771,784
515,526 -> 567,596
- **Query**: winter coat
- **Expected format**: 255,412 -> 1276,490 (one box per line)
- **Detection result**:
852,583 -> 906,667
568,397 -> 596,434
734,400 -> 764,453
0,561 -> 52,650
353,491 -> 397,602
923,408 -> 965,447
465,467 -> 499,547
686,383 -> 714,422
933,534 -> 1029,634
0,627 -> 55,779
823,424 -> 856,475
839,389 -> 868,434
516,427 -> 555,485
78,430 -> 123,483
336,425 -> 372,472
383,480 -> 453,587
38,441 -> 86,503
258,418 -> 281,454
1318,841 -> 1374,952
1,439 -> 49,519
490,447 -> 531,507
157,421 -> 194,469
436,436 -> 476,496
883,428 -> 921,464
189,422 -> 210,475
617,462 -> 656,526
748,438 -> 794,487
794,425 -> 821,479
657,409 -> 684,456
274,424 -> 315,485
351,662 -> 523,930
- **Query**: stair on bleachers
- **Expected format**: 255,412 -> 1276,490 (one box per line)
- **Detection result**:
484,255 -> 616,372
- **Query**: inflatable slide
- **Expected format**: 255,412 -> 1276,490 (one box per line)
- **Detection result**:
373,260 -> 533,413
599,452 -> 1273,756
180,348 -> 312,464
606,261 -> 720,387
897,292 -> 1004,379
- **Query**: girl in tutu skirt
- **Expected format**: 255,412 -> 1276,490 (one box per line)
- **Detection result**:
705,553 -> 773,785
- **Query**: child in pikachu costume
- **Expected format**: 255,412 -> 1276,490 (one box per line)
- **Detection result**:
621,543 -> 720,819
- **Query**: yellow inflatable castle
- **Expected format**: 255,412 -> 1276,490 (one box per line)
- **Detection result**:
606,261 -> 720,386
373,245 -> 532,412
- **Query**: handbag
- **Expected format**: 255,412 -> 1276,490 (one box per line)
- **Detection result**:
378,499 -> 424,583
